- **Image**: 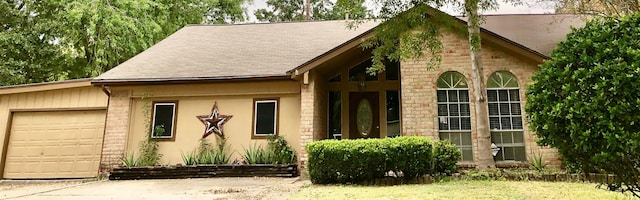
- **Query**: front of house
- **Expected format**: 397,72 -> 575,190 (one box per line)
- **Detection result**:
0,10 -> 585,179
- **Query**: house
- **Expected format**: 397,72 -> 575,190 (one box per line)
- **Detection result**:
0,10 -> 585,179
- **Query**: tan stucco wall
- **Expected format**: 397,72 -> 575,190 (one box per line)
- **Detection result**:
0,84 -> 108,175
119,81 -> 301,165
400,32 -> 561,167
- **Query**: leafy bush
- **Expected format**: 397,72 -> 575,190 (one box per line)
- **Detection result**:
268,135 -> 297,164
241,136 -> 297,164
526,14 -> 640,197
433,140 -> 461,175
137,139 -> 162,166
306,136 -> 442,184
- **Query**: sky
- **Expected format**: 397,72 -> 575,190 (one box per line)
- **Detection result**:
244,0 -> 556,22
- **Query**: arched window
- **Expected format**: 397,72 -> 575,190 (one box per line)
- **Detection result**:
487,71 -> 525,161
437,72 -> 473,161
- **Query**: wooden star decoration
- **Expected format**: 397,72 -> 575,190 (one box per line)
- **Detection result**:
197,102 -> 232,138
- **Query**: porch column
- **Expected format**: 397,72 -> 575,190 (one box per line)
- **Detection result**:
298,71 -> 327,175
100,89 -> 132,173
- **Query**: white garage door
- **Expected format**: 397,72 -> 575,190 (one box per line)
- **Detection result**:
3,110 -> 106,179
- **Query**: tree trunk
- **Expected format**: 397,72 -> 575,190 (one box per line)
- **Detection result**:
465,0 -> 495,169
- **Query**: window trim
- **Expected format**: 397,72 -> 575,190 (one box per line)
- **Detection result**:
150,101 -> 178,141
252,98 -> 280,139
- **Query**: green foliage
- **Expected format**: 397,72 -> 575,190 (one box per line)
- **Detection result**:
526,13 -> 640,197
120,152 -> 138,167
433,140 -> 461,175
254,0 -> 370,22
242,136 -> 297,164
529,151 -> 546,171
137,139 -> 162,166
306,136 -> 451,184
243,143 -> 276,164
181,151 -> 199,166
0,0 -> 247,86
268,135 -> 297,164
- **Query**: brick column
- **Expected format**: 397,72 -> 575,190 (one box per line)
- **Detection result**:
298,71 -> 326,176
100,89 -> 131,173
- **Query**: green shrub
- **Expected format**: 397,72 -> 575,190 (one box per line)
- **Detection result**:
529,151 -> 546,171
433,140 -> 461,175
526,14 -> 640,195
268,135 -> 297,164
120,152 -> 138,167
306,136 -> 437,184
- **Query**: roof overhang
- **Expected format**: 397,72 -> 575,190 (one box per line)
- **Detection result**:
91,75 -> 292,86
0,79 -> 93,95
288,7 -> 550,78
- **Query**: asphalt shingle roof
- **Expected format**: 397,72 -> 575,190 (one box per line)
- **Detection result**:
93,15 -> 585,83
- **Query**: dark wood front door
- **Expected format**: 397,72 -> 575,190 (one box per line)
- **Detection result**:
349,92 -> 380,139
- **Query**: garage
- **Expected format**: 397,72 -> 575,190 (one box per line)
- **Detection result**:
3,110 -> 106,179
0,79 -> 109,179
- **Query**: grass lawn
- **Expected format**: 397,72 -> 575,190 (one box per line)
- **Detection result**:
290,180 -> 634,200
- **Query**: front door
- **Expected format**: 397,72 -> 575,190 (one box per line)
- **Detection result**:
349,92 -> 380,139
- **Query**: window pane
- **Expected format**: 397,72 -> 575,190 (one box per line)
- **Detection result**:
438,104 -> 448,116
461,132 -> 472,145
487,90 -> 498,102
448,91 -> 458,102
449,104 -> 459,116
504,147 -> 515,160
488,103 -> 499,115
511,103 -> 521,115
460,104 -> 470,116
509,89 -> 520,101
499,103 -> 511,115
439,117 -> 449,130
459,91 -> 470,102
386,91 -> 401,137
328,92 -> 341,138
489,117 -> 500,129
462,148 -> 473,162
514,147 -> 526,161
512,117 -> 523,129
153,104 -> 174,137
329,74 -> 341,82
513,131 -> 524,143
501,117 -> 512,129
491,132 -> 502,144
439,132 -> 450,141
437,91 -> 447,102
498,90 -> 509,101
349,59 -> 378,81
255,101 -> 276,135
450,117 -> 460,130
450,132 -> 461,145
385,60 -> 399,80
461,117 -> 472,130
503,132 -> 513,143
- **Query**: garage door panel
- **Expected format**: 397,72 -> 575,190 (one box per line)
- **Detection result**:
4,110 -> 106,179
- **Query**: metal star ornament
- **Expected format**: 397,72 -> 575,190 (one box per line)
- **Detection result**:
197,102 -> 232,138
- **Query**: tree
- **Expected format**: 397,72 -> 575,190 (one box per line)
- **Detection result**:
530,0 -> 640,17
0,0 -> 247,86
0,1 -> 67,85
526,14 -> 640,197
254,0 -> 370,22
364,0 -> 522,169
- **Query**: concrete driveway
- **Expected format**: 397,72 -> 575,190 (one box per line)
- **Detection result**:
0,177 -> 307,200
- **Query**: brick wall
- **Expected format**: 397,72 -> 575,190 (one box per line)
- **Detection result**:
100,89 -> 132,172
401,32 -> 562,167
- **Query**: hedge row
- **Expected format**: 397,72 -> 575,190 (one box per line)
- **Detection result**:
306,136 -> 460,184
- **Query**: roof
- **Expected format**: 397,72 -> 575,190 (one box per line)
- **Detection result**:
93,14 -> 585,85
0,79 -> 94,95
92,21 -> 379,84
475,14 -> 585,56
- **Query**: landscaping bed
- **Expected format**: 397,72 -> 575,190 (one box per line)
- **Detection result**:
109,164 -> 298,180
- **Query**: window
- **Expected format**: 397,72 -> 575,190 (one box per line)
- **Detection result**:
487,71 -> 525,161
253,99 -> 279,138
151,102 -> 176,139
328,92 -> 342,139
437,72 -> 473,161
386,90 -> 401,138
